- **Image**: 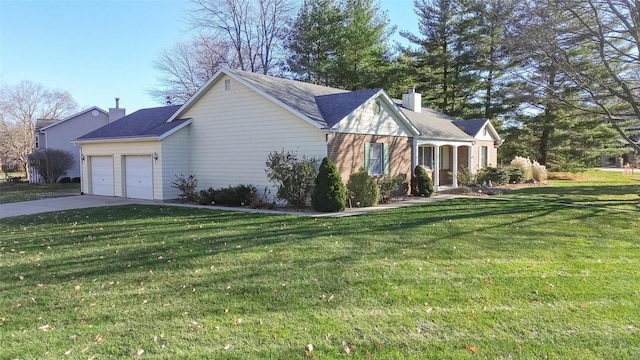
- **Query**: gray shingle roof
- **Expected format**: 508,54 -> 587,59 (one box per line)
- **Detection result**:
316,89 -> 382,128
225,68 -> 349,128
35,119 -> 59,130
452,119 -> 487,137
76,105 -> 187,141
393,101 -> 473,141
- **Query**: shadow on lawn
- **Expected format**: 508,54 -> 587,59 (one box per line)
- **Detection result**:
1,194 -> 637,301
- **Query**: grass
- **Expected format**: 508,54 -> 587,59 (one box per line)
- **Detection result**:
0,171 -> 639,359
0,182 -> 80,204
504,169 -> 640,212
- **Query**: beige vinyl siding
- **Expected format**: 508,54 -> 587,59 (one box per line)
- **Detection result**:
79,140 -> 161,199
332,99 -> 412,136
472,140 -> 498,171
160,127 -> 191,199
182,74 -> 327,196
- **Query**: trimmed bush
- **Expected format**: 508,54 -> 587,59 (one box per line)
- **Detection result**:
476,166 -> 510,185
58,177 -> 71,183
377,174 -> 407,204
347,168 -> 379,207
198,184 -> 257,206
457,166 -> 475,186
412,165 -> 434,197
506,166 -> 524,184
312,157 -> 346,212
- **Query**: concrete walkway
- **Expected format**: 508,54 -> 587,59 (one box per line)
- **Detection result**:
0,194 -> 464,220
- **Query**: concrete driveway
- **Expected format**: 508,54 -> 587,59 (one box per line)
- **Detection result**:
0,195 -> 155,219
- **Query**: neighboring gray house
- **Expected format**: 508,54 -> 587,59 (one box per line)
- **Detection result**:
31,100 -> 126,182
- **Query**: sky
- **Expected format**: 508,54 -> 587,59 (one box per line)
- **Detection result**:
0,0 -> 419,113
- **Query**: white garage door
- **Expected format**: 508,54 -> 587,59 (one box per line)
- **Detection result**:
90,156 -> 114,196
125,156 -> 153,200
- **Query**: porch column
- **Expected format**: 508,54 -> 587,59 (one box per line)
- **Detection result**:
411,138 -> 418,171
452,145 -> 459,188
468,145 -> 474,176
433,145 -> 440,191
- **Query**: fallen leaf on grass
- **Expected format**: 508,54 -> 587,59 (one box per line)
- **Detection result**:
38,324 -> 52,331
94,334 -> 104,342
224,344 -> 231,350
64,349 -> 72,355
580,303 -> 588,308
135,349 -> 144,356
516,343 -> 522,349
485,279 -> 493,285
464,344 -> 477,353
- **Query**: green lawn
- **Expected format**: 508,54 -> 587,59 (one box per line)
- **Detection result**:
0,182 -> 80,204
0,171 -> 638,359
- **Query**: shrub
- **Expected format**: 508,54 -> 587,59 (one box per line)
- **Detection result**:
510,156 -> 533,180
197,184 -> 257,206
412,165 -> 434,197
457,166 -> 475,186
312,157 -> 346,212
265,150 -> 318,209
476,166 -> 510,186
58,177 -> 71,183
27,149 -> 74,183
532,161 -> 548,182
506,166 -> 524,184
171,174 -> 199,202
377,174 -> 407,204
71,177 -> 81,183
347,168 -> 379,207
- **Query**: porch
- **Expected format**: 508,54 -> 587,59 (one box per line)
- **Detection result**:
412,140 -> 475,191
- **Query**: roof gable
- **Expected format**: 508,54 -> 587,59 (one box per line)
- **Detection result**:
316,89 -> 382,128
75,105 -> 188,141
39,106 -> 108,132
169,68 -> 350,128
453,119 -> 501,142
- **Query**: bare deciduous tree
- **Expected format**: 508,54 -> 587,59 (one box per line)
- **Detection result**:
0,81 -> 77,178
151,35 -> 238,104
189,0 -> 295,74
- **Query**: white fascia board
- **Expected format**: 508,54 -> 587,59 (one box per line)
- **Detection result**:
72,136 -> 160,145
166,69 -> 227,123
483,120 -> 502,142
40,106 -> 108,131
416,139 -> 475,147
167,68 -> 323,130
225,71 -> 323,130
158,119 -> 192,140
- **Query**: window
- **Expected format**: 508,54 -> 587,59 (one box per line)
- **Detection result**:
224,79 -> 231,91
480,146 -> 488,167
418,147 -> 433,168
365,143 -> 388,176
440,146 -> 450,170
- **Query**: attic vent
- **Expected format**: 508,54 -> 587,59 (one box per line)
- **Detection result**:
224,79 -> 231,91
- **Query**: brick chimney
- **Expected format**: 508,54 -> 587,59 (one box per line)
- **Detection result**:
402,87 -> 422,113
108,97 -> 126,122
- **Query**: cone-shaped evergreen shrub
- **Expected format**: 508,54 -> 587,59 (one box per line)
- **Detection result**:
311,157 -> 347,212
347,168 -> 379,207
412,165 -> 434,197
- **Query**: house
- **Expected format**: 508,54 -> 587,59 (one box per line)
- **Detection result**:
452,119 -> 502,168
75,68 -> 501,201
30,101 -> 126,182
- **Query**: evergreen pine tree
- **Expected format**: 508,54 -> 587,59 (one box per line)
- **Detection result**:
312,157 -> 347,212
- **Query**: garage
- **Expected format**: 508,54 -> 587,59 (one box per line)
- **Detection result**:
125,155 -> 153,200
90,156 -> 114,196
